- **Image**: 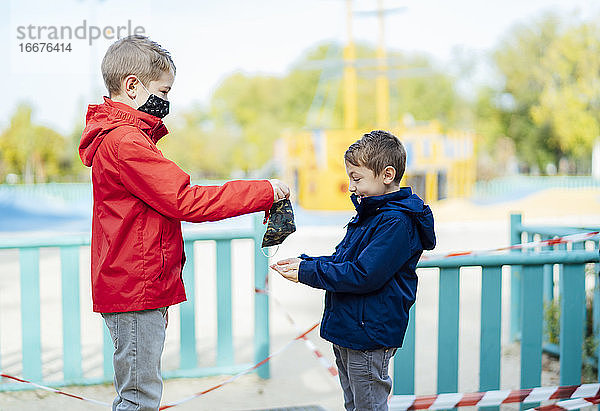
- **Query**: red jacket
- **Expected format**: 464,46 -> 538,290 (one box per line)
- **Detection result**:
79,97 -> 274,313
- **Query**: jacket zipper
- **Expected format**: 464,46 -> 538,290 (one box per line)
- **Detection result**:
359,296 -> 365,327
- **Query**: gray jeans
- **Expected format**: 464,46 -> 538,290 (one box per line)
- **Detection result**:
333,344 -> 397,411
102,308 -> 168,411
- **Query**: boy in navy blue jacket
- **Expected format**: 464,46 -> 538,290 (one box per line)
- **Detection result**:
272,130 -> 436,411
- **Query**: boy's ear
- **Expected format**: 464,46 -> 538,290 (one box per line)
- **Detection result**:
382,166 -> 396,184
122,75 -> 139,99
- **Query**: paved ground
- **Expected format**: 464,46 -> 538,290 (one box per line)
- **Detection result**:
0,187 -> 598,410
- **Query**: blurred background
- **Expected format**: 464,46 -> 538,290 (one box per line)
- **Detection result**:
1,0 -> 599,224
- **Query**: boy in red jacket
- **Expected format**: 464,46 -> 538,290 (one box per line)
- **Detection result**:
79,35 -> 289,410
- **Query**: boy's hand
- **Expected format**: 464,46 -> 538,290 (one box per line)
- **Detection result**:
270,257 -> 301,282
269,179 -> 290,202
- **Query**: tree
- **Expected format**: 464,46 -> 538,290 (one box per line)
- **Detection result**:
0,104 -> 68,183
201,42 -> 464,176
531,21 -> 600,164
477,12 -> 600,173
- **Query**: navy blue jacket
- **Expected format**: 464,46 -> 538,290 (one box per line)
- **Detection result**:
298,188 -> 436,350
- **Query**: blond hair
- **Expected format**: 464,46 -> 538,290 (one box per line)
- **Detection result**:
344,130 -> 406,184
101,35 -> 176,96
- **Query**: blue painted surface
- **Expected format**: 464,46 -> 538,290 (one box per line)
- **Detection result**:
437,267 -> 459,394
510,214 -> 522,342
179,241 -> 198,369
103,326 -> 114,379
480,266 -> 502,396
60,246 -> 83,381
393,305 -> 415,395
559,264 -> 585,385
216,240 -> 234,367
520,265 -> 543,391
253,214 -> 270,379
20,248 -> 42,382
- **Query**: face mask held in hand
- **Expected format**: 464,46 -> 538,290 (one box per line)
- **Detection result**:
262,199 -> 296,251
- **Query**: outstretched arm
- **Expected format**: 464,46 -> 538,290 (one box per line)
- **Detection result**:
295,218 -> 414,294
117,131 -> 278,222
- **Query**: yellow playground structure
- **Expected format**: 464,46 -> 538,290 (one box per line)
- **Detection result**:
279,0 -> 475,210
281,124 -> 475,210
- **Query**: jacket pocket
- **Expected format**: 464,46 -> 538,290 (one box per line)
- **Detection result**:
358,296 -> 365,327
153,221 -> 165,281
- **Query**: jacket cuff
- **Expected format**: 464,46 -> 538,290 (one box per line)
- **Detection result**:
298,259 -> 316,286
260,179 -> 275,207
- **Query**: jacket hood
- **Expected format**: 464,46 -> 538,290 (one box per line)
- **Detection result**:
350,187 -> 436,250
79,96 -> 168,166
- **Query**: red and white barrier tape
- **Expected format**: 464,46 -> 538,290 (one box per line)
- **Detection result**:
256,276 -> 338,377
271,294 -> 337,377
535,395 -> 600,411
1,323 -> 319,410
6,231 -> 598,409
423,231 -> 599,260
0,373 -> 111,407
388,383 -> 600,410
158,322 -> 319,410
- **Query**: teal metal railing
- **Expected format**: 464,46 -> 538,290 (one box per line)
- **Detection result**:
509,214 -> 600,377
394,214 -> 599,402
0,213 -> 270,391
473,176 -> 600,201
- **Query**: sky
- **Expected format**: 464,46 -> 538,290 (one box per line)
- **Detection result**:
1,0 -> 598,135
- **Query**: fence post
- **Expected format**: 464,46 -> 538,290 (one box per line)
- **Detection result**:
480,266 -> 502,400
559,263 -> 585,385
103,326 -> 114,380
437,267 -> 460,394
60,246 -> 82,381
20,248 -> 42,382
180,240 -> 198,369
393,304 -> 415,394
216,239 -> 234,367
253,213 -> 270,378
510,213 -> 522,341
520,265 -> 543,408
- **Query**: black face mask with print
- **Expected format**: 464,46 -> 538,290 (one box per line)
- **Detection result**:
262,199 -> 296,248
138,93 -> 170,119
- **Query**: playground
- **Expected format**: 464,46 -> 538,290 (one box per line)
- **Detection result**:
0,184 -> 597,410
2,1 -> 600,409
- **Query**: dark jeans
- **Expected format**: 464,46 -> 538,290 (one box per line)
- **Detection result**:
333,344 -> 397,411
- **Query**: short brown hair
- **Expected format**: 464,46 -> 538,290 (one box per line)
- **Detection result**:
101,35 -> 176,96
344,130 -> 406,184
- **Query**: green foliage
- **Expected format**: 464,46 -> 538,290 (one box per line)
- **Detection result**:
544,298 -> 561,345
531,22 -> 600,161
0,104 -> 73,183
200,41 -> 464,176
390,54 -> 465,127
544,278 -> 599,383
583,300 -> 598,382
476,13 -> 600,173
158,107 -> 238,179
0,42 -> 465,180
